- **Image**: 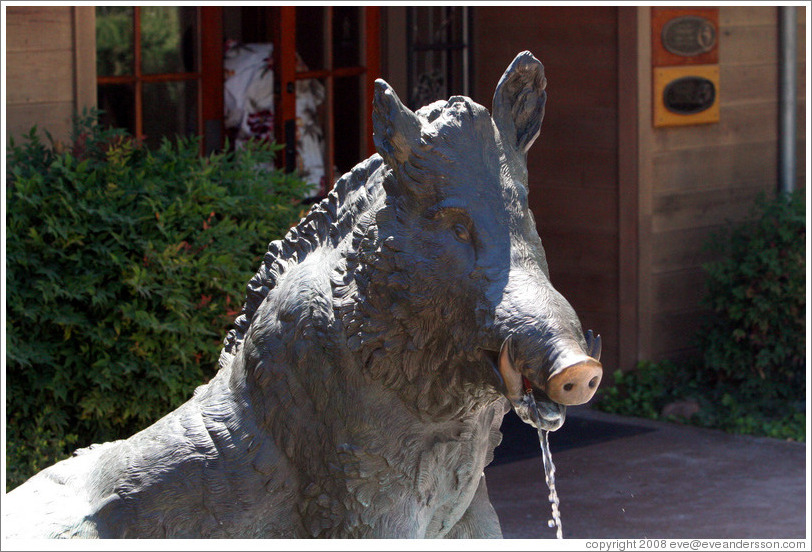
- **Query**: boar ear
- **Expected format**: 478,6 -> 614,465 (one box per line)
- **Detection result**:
492,51 -> 547,154
372,79 -> 423,173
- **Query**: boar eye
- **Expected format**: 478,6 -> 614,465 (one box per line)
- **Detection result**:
453,223 -> 471,243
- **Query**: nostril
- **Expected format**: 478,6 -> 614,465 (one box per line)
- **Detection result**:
563,383 -> 575,392
588,377 -> 599,389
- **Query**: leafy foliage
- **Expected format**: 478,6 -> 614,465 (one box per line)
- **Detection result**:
95,7 -> 135,76
595,190 -> 806,442
700,189 -> 806,402
596,361 -> 678,421
96,6 -> 187,76
596,361 -> 805,442
6,114 -> 308,490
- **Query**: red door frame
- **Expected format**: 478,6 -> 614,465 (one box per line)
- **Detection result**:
200,7 -> 224,155
276,6 -> 381,175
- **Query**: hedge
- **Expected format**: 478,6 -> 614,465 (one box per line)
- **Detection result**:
6,115 -> 308,490
595,189 -> 806,441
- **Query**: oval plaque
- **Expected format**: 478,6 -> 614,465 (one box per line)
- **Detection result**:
663,76 -> 716,115
661,16 -> 716,57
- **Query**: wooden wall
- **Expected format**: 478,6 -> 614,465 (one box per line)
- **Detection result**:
637,6 -> 807,363
473,7 -> 622,372
5,6 -> 96,145
380,6 -> 408,101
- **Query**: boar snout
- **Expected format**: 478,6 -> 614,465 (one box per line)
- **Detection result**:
489,266 -> 604,407
545,357 -> 603,405
497,335 -> 603,407
545,328 -> 603,405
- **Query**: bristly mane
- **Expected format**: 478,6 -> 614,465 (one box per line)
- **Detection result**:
218,155 -> 385,369
219,95 -> 496,376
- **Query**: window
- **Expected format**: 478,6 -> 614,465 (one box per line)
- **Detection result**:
95,6 -> 201,149
94,5 -> 380,199
407,7 -> 472,110
279,6 -> 380,196
222,6 -> 380,198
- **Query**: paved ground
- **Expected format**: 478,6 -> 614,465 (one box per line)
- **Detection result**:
485,406 -> 808,539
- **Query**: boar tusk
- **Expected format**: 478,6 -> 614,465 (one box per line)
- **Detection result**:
498,336 -> 525,402
585,329 -> 602,362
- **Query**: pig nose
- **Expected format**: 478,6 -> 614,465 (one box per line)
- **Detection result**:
545,358 -> 603,405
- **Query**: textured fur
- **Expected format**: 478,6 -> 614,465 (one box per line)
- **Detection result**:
4,51 -> 594,538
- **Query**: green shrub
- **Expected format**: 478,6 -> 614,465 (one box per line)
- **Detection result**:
595,361 -> 676,420
6,114 -> 308,490
595,360 -> 805,442
691,391 -> 805,442
595,190 -> 806,442
700,189 -> 806,402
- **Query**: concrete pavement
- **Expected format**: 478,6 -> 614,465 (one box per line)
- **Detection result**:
485,406 -> 808,539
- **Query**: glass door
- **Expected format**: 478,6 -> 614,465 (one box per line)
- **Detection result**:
407,7 -> 471,110
277,6 -> 380,199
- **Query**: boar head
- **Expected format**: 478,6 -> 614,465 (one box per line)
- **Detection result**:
356,51 -> 602,428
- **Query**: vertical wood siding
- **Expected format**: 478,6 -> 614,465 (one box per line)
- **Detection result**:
641,6 -> 806,362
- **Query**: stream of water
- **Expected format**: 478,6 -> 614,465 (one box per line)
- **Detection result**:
527,395 -> 563,539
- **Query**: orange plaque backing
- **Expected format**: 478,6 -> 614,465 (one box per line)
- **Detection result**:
652,7 -> 719,67
653,65 -> 720,128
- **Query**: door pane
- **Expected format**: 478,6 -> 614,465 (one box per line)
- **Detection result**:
332,7 -> 362,68
96,6 -> 134,77
296,6 -> 326,71
333,76 -> 363,175
411,48 -> 467,108
411,6 -> 467,45
296,77 -> 328,197
142,81 -> 199,149
408,6 -> 470,109
97,84 -> 135,134
142,6 -> 199,74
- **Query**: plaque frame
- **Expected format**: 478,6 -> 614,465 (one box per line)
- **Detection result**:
653,65 -> 720,128
652,7 -> 719,67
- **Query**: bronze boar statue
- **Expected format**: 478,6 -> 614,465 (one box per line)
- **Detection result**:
3,51 -> 602,538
